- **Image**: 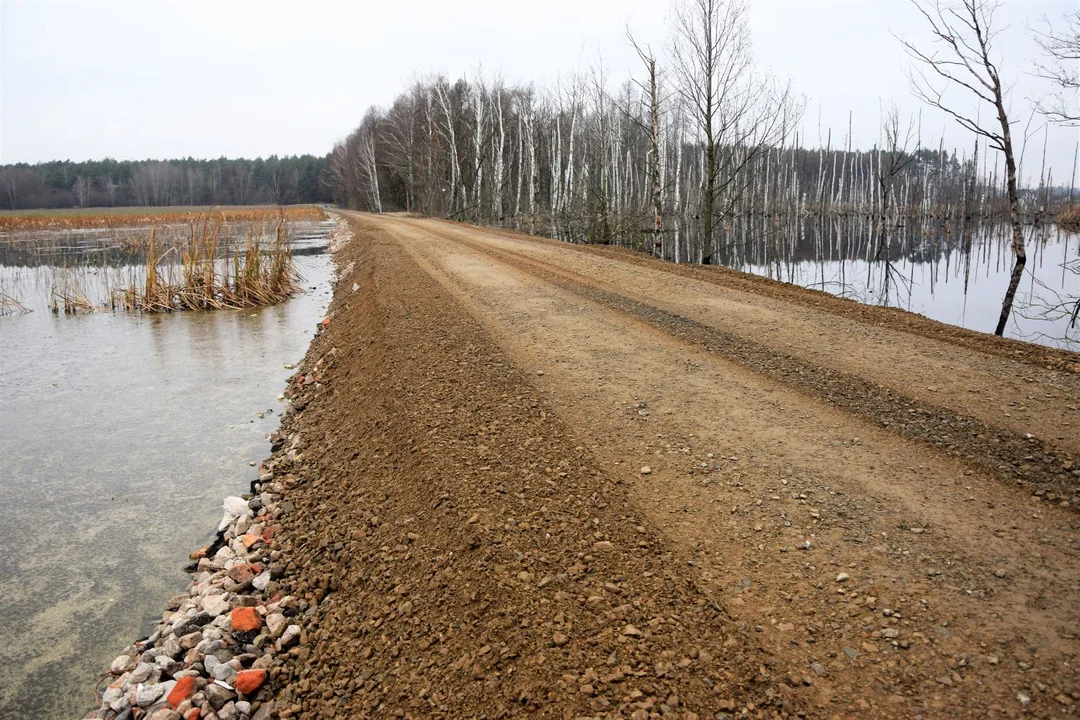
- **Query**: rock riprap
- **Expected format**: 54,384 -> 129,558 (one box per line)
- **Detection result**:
87,480 -> 302,720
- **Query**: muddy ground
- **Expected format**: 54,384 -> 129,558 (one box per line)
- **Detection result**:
269,213 -> 1079,719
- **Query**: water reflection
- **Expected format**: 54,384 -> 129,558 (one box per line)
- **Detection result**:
709,219 -> 1078,349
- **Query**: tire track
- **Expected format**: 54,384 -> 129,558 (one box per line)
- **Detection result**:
397,216 -> 1078,506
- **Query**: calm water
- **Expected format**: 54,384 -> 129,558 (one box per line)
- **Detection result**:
0,228 -> 332,718
733,223 -> 1078,350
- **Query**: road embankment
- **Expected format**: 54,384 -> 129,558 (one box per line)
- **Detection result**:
88,212 -> 1080,719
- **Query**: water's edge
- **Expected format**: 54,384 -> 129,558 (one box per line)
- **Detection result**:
80,221 -> 353,720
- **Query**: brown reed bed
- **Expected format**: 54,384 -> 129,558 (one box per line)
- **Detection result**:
111,216 -> 301,313
1059,205 -> 1080,233
0,205 -> 326,233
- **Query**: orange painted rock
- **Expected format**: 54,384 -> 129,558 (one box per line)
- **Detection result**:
167,675 -> 196,708
230,606 -> 262,632
240,534 -> 260,549
184,709 -> 201,720
235,668 -> 267,695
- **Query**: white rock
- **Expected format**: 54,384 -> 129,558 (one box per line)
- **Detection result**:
128,662 -> 157,685
202,594 -> 230,617
265,612 -> 287,639
252,570 -> 271,591
109,692 -> 130,713
836,573 -> 850,583
134,682 -> 164,707
277,624 -> 302,650
213,663 -> 237,683
223,496 -> 252,518
110,654 -> 136,674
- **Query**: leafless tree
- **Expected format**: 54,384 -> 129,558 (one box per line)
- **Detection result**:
358,128 -> 382,213
669,0 -> 799,264
877,105 -> 918,225
874,105 -> 918,304
72,176 -> 91,208
1030,9 -> 1079,126
103,178 -> 118,206
899,0 -> 1025,337
628,30 -> 666,255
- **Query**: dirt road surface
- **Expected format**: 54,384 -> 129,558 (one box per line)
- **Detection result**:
271,212 -> 1079,719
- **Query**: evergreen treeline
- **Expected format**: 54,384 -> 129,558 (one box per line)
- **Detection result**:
0,156 -> 332,210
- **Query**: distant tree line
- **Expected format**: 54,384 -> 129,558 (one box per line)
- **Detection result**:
0,155 -> 333,210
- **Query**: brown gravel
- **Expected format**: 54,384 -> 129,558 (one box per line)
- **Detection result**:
418,221 -> 1078,505
269,221 -> 790,718
263,212 -> 1080,719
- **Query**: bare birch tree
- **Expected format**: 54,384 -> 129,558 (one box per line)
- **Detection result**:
72,176 -> 91,208
669,0 -> 799,264
628,31 -> 665,255
900,0 -> 1025,337
359,130 -> 382,213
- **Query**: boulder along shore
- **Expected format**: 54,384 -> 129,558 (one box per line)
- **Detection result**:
89,213 -> 795,720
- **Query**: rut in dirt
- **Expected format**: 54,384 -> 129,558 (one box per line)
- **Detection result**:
413,217 -> 1080,507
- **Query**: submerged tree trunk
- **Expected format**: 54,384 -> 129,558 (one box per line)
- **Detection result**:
995,118 -> 1026,336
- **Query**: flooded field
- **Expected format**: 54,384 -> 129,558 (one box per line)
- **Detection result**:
0,219 -> 333,718
720,221 -> 1079,350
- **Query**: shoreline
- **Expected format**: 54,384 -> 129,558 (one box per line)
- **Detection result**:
84,221 -> 353,720
85,211 -> 1079,719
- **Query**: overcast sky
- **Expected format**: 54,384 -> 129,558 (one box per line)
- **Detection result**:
1,0 -> 1076,184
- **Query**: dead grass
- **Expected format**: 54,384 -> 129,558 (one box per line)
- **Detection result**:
0,205 -> 326,233
1059,205 -> 1080,232
112,216 -> 301,313
0,291 -> 29,315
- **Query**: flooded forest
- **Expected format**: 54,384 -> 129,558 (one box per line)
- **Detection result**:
326,3 -> 1080,348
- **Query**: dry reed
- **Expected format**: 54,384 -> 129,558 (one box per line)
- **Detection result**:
1059,205 -> 1080,232
0,291 -> 29,315
0,205 -> 326,233
112,215 -> 300,313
